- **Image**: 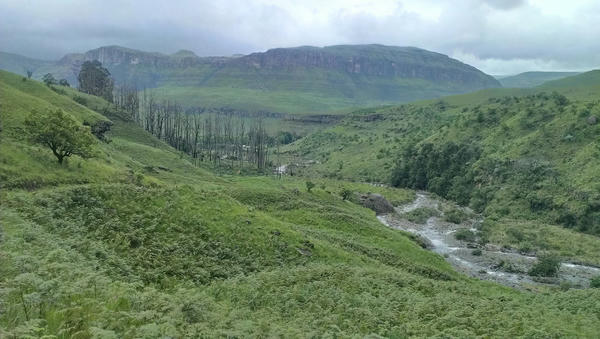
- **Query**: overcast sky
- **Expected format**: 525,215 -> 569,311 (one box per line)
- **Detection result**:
1,0 -> 598,74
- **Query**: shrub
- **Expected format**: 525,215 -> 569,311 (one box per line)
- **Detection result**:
506,227 -> 525,242
493,260 -> 522,273
590,276 -> 600,288
454,229 -> 477,242
50,86 -> 67,95
471,249 -> 482,256
528,254 -> 561,277
444,207 -> 469,224
400,207 -> 439,224
73,95 -> 88,106
340,187 -> 353,201
305,181 -> 315,192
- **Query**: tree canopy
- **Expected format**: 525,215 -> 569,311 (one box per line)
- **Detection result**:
42,73 -> 56,86
78,60 -> 114,102
24,109 -> 96,164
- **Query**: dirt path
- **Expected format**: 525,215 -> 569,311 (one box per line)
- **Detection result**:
378,192 -> 600,289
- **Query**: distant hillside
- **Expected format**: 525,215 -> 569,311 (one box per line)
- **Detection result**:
0,45 -> 501,114
287,69 -> 600,235
498,71 -> 580,88
0,51 -> 54,77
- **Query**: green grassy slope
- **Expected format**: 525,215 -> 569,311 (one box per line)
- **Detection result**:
498,71 -> 580,88
285,70 -> 600,255
539,69 -> 600,100
2,70 -> 600,337
0,51 -> 54,78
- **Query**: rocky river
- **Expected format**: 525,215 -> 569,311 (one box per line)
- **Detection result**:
377,192 -> 600,289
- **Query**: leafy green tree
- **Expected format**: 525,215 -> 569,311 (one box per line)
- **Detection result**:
24,109 -> 96,164
78,60 -> 114,102
42,73 -> 56,86
58,79 -> 70,87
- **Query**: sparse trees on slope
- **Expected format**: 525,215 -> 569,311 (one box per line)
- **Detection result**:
42,73 -> 56,86
25,109 -> 96,164
78,60 -> 114,102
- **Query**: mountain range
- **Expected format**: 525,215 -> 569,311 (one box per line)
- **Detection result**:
1,44 -> 502,113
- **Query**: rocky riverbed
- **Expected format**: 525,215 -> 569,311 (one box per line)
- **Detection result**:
378,192 -> 600,289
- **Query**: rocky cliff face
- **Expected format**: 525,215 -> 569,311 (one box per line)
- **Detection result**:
84,46 -> 189,67
57,44 -> 499,89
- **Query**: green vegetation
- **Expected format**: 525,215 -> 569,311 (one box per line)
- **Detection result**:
498,71 -> 579,88
4,69 -> 600,337
471,249 -> 483,256
24,108 -> 96,164
340,187 -> 353,200
290,71 -> 600,239
391,141 -> 480,206
305,180 -> 315,192
400,207 -> 440,224
42,73 -> 57,86
454,229 -> 477,242
591,276 -> 600,288
480,219 -> 600,266
529,254 -> 562,277
78,60 -> 114,102
444,207 -> 471,224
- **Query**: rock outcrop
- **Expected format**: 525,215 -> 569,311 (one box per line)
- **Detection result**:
358,193 -> 395,215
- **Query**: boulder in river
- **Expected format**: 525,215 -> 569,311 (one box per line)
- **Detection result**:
358,193 -> 395,214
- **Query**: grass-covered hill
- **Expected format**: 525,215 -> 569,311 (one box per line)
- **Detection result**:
2,69 -> 600,337
497,71 -> 580,88
286,70 -> 600,240
0,51 -> 55,79
1,44 -> 500,114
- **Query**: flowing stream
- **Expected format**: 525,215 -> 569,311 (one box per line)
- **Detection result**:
378,192 -> 600,289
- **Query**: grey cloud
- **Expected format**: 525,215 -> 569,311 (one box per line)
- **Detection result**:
0,0 -> 598,74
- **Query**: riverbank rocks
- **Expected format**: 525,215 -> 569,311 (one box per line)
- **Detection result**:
357,193 -> 395,214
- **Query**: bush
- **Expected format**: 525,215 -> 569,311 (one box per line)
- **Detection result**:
444,207 -> 469,224
528,254 -> 561,277
506,227 -> 525,242
340,187 -> 353,201
590,276 -> 600,288
50,86 -> 67,95
73,95 -> 88,106
305,181 -> 315,192
471,249 -> 482,256
400,207 -> 439,224
454,229 -> 477,242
